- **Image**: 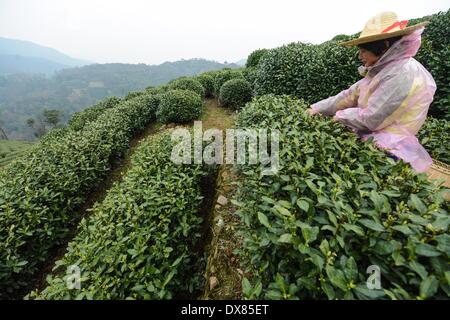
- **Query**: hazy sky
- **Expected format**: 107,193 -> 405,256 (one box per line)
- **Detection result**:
1,0 -> 449,65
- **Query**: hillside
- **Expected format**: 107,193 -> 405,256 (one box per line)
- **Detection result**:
0,8 -> 448,303
0,59 -> 240,140
0,37 -> 91,75
0,55 -> 73,76
0,140 -> 34,167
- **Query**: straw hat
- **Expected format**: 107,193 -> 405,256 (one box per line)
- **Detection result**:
341,11 -> 429,47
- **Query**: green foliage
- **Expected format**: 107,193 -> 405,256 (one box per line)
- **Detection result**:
418,117 -> 450,164
145,85 -> 169,95
68,96 -> 121,131
0,94 -> 157,298
42,109 -> 62,127
123,91 -> 145,101
242,67 -> 258,92
218,78 -> 253,110
0,140 -> 34,167
235,95 -> 449,300
30,132 -> 208,299
26,108 -> 64,139
39,127 -> 69,144
246,49 -> 269,68
413,10 -> 450,119
254,42 -> 359,104
330,34 -> 358,42
213,69 -> 245,98
195,74 -> 215,98
168,78 -> 205,98
157,89 -> 203,124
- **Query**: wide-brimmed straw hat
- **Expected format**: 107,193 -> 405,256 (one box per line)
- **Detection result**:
341,11 -> 429,47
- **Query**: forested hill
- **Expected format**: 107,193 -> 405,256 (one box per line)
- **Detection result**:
0,58 -> 240,140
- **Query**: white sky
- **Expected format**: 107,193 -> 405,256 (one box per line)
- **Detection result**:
0,0 -> 449,65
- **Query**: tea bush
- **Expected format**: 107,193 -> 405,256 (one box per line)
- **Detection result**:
156,89 -> 203,124
0,94 -> 157,297
246,49 -> 269,68
242,67 -> 258,93
123,91 -> 145,101
218,78 -> 253,110
235,95 -> 449,300
168,78 -> 205,98
418,117 -> 450,164
30,132 -> 209,299
195,73 -> 215,98
68,96 -> 122,131
213,69 -> 245,98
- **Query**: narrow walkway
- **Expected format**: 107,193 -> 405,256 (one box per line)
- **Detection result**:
200,99 -> 244,300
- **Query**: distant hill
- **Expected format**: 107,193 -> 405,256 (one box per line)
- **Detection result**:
0,54 -> 71,75
235,58 -> 247,66
0,58 -> 240,140
0,37 -> 91,75
56,59 -> 240,93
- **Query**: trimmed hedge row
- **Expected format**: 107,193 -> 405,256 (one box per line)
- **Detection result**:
218,78 -> 253,110
411,10 -> 450,118
235,95 -> 449,300
156,89 -> 203,124
213,69 -> 245,98
168,78 -> 205,98
254,42 -> 359,105
30,132 -> 208,299
0,94 -> 158,297
195,74 -> 215,98
242,67 -> 258,93
418,117 -> 450,164
246,49 -> 269,69
68,96 -> 122,131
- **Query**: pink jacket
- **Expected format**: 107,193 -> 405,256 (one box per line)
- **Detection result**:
311,28 -> 437,172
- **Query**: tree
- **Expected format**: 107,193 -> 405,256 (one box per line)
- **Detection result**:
26,109 -> 62,139
42,109 -> 62,127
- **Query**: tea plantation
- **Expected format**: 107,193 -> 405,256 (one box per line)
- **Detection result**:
0,9 -> 448,300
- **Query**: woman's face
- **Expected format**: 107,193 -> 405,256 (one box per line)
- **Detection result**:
358,48 -> 380,67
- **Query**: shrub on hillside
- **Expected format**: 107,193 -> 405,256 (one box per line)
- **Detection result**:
218,78 -> 253,110
195,74 -> 215,98
413,10 -> 450,119
246,48 -> 269,68
145,85 -> 169,95
213,69 -> 245,97
242,67 -> 258,92
168,78 -> 205,98
235,94 -> 449,300
0,94 -> 157,297
30,132 -> 208,299
254,42 -> 359,104
123,91 -> 145,101
157,89 -> 203,124
68,96 -> 121,131
418,117 -> 450,164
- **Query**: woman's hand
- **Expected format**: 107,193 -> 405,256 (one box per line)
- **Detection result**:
307,108 -> 319,116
